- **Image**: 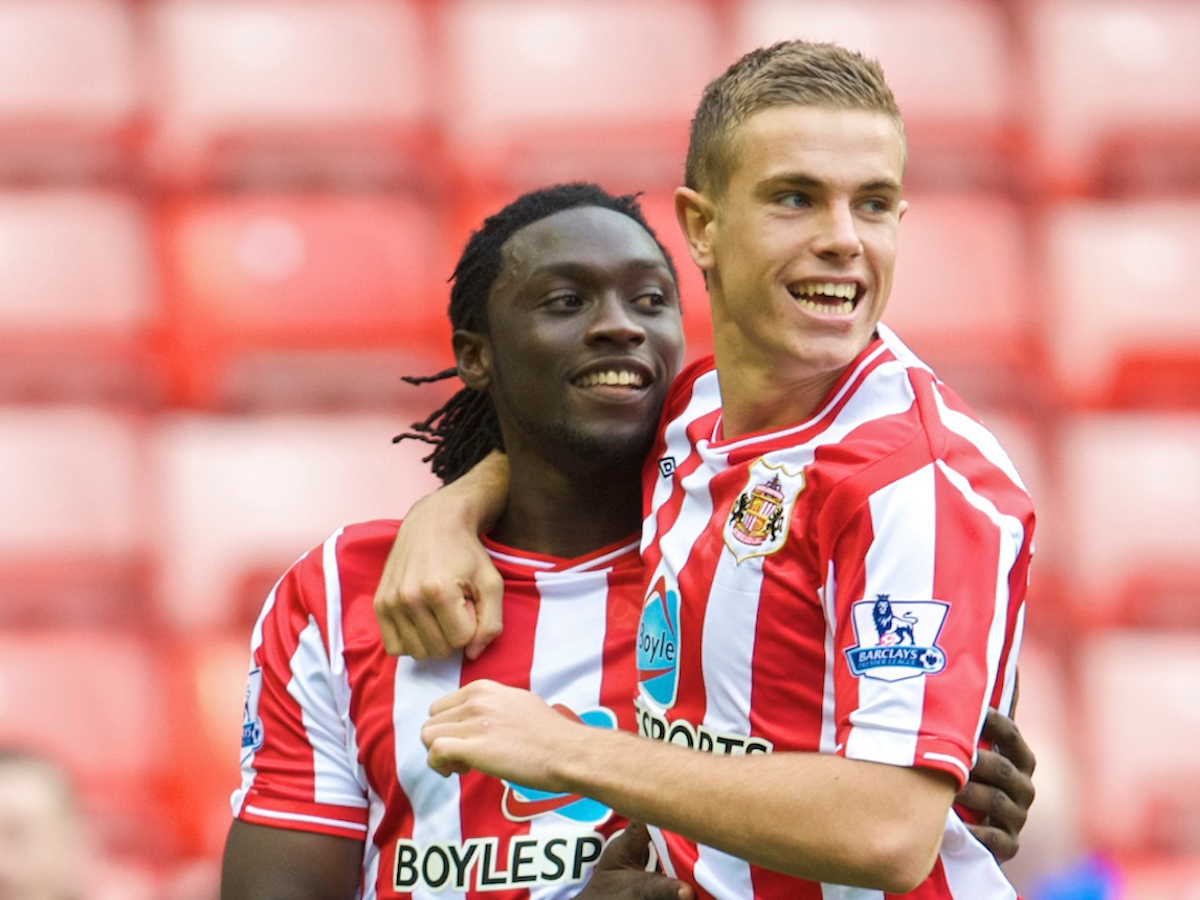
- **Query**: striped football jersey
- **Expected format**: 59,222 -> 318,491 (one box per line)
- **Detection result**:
635,325 -> 1034,899
233,519 -> 643,900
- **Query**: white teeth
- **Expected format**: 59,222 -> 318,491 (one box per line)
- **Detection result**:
796,282 -> 857,300
576,370 -> 645,388
797,296 -> 855,315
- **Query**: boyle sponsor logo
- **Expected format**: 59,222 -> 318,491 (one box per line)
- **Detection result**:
392,834 -> 606,893
636,576 -> 680,710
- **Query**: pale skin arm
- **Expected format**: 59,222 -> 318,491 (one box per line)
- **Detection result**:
422,680 -> 956,894
374,450 -> 509,660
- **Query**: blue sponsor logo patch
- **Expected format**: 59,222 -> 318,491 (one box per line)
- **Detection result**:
637,576 -> 680,710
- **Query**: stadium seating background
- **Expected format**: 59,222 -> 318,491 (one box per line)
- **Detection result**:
2,1 -> 1199,897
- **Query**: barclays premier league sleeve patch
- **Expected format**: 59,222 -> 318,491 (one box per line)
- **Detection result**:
844,594 -> 948,681
241,667 -> 265,761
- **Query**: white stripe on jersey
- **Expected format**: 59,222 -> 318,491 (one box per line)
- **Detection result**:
243,804 -> 369,832
997,603 -> 1024,716
939,811 -> 1017,898
642,382 -> 722,557
847,466 -> 937,767
528,570 -> 610,900
291,617 -> 368,807
821,883 -> 883,899
392,653 -> 467,900
932,383 -> 1028,494
819,564 -> 839,756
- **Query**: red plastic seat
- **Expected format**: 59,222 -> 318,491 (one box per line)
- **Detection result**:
438,0 -> 720,191
884,191 -> 1042,409
156,190 -> 452,410
1077,630 -> 1200,854
0,628 -> 182,861
147,0 -> 436,188
1043,200 -> 1200,409
0,405 -> 153,627
148,408 -> 443,633
1025,0 -> 1200,195
0,189 -> 161,406
734,0 -> 1024,191
0,0 -> 140,181
1055,413 -> 1200,629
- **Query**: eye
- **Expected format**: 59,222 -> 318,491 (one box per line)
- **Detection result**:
779,192 -> 810,209
632,289 -> 672,310
860,197 -> 894,214
544,292 -> 584,311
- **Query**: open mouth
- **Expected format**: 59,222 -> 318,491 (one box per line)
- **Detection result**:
572,369 -> 647,389
788,281 -> 861,315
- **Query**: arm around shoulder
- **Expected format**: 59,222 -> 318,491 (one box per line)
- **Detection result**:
374,450 -> 510,660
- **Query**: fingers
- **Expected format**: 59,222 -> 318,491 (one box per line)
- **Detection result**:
374,580 -> 477,660
595,822 -> 654,872
464,569 -> 506,660
981,707 -> 1037,777
963,821 -> 1020,864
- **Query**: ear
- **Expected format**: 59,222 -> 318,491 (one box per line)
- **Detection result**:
452,330 -> 492,392
674,186 -> 718,272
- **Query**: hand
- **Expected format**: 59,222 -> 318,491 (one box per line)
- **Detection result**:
373,453 -> 509,660
957,708 -> 1037,863
422,680 -> 597,787
573,822 -> 694,900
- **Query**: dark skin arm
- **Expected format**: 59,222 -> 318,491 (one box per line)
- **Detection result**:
220,819 -> 363,900
957,708 -> 1037,863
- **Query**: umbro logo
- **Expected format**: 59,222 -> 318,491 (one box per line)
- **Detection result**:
658,456 -> 676,477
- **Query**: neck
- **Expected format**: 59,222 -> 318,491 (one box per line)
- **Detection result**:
489,454 -> 643,559
714,349 -> 844,438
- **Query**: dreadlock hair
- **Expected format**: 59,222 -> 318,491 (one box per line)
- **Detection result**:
395,182 -> 679,484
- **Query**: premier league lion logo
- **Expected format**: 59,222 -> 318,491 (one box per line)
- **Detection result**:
846,594 -> 949,681
872,594 -> 917,646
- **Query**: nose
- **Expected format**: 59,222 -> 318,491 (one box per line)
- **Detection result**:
812,202 -> 863,260
587,294 -> 645,346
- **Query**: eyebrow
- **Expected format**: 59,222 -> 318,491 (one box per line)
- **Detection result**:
763,173 -> 902,194
533,258 -> 674,279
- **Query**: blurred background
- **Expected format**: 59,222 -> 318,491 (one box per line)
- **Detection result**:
0,0 -> 1198,897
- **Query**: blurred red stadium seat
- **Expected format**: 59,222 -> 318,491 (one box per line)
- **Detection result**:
156,190 -> 452,410
0,628 -> 183,861
0,405 -> 154,628
0,0 -> 141,182
1054,412 -> 1200,629
884,191 -> 1044,409
146,0 -> 436,189
1043,200 -> 1200,409
148,408 -> 443,634
437,0 -> 719,191
0,188 -> 163,406
1025,0 -> 1200,195
1077,629 -> 1200,855
734,0 -> 1026,192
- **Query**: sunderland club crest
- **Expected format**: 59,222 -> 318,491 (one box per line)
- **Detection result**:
723,458 -> 805,563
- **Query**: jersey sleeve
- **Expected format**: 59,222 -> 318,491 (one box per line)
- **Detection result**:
823,456 -> 1030,789
230,531 -> 370,840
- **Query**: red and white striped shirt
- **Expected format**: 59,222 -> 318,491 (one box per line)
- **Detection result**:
635,326 -> 1034,899
233,520 -> 643,900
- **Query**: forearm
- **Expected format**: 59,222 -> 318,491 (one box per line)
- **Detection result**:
443,449 -> 509,532
547,728 -> 954,892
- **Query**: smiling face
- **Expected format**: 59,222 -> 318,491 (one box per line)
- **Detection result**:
680,104 -> 908,433
458,206 -> 684,473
